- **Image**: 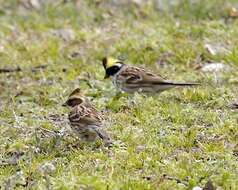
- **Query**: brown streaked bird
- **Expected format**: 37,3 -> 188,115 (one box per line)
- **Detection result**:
63,88 -> 111,146
102,57 -> 200,94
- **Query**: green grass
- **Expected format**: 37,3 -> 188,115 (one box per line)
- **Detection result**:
0,0 -> 238,189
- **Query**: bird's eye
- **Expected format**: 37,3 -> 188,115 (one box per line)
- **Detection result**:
106,66 -> 120,76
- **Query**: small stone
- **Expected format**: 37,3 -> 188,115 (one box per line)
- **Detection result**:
201,63 -> 230,72
135,145 -> 146,153
4,171 -> 26,189
38,162 -> 56,175
30,0 -> 42,10
192,187 -> 202,190
51,28 -> 75,41
203,179 -> 216,190
230,98 -> 238,109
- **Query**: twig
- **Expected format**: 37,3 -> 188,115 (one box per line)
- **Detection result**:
31,65 -> 48,72
0,67 -> 21,73
39,127 -> 57,135
12,109 -> 20,127
0,65 -> 48,74
155,174 -> 188,187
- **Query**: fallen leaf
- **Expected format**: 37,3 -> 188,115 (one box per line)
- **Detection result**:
228,7 -> 238,18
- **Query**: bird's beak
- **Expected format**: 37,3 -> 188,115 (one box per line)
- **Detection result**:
104,74 -> 109,79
